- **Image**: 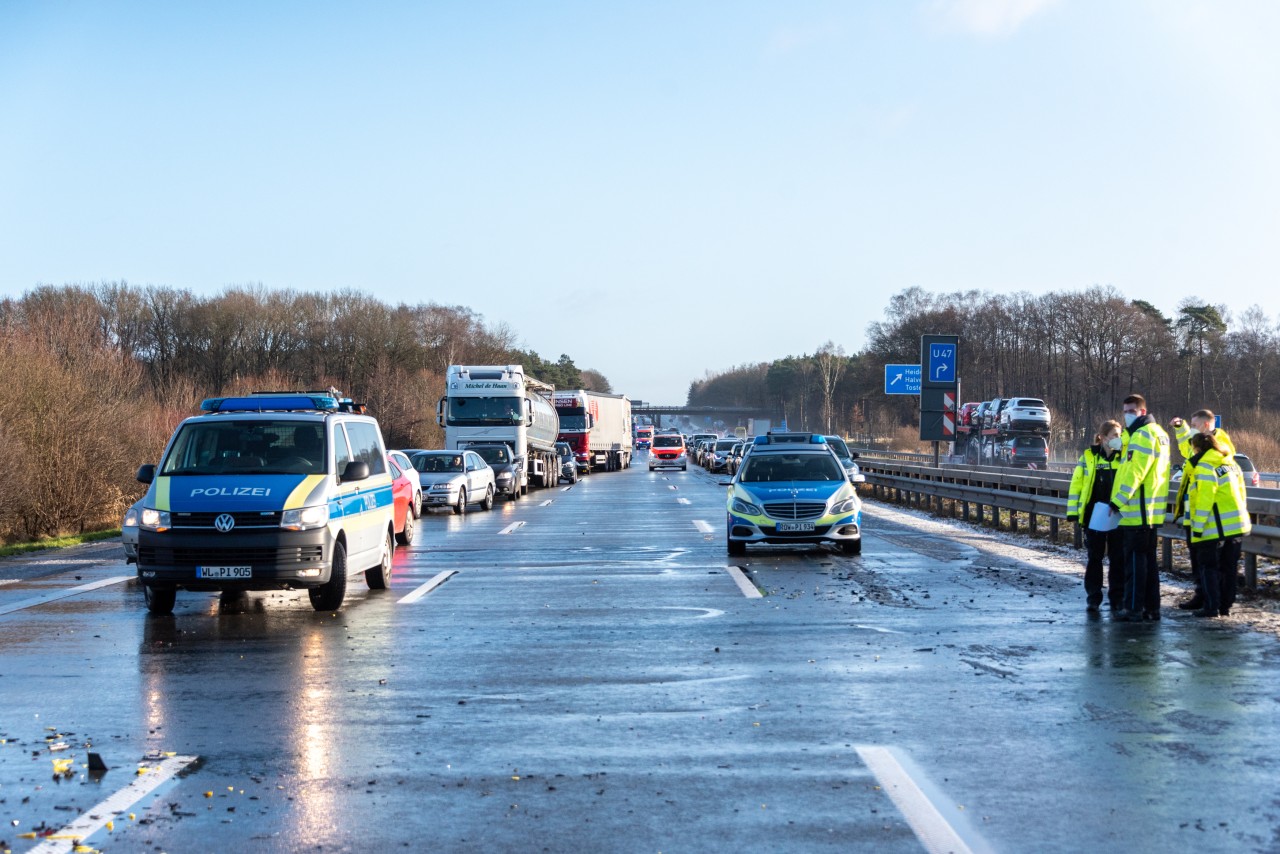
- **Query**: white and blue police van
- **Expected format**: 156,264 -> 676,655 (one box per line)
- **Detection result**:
134,392 -> 397,614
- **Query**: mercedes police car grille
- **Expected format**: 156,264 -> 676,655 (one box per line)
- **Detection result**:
764,501 -> 826,520
139,545 -> 325,566
172,511 -> 284,528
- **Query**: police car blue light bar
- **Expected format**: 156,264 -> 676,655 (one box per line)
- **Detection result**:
200,394 -> 340,413
754,432 -> 827,445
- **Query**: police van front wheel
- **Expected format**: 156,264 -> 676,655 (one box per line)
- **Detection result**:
309,542 -> 347,611
143,584 -> 176,615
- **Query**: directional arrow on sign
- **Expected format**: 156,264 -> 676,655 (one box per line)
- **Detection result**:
891,374 -> 902,386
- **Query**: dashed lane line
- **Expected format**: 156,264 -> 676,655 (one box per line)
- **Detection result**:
539,499 -> 554,506
498,521 -> 527,535
30,754 -> 199,854
725,566 -> 763,598
398,570 -> 458,604
855,745 -> 981,854
0,575 -> 133,618
691,519 -> 713,534
676,497 -> 691,505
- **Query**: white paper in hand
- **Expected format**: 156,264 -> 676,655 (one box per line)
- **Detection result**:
1088,503 -> 1118,532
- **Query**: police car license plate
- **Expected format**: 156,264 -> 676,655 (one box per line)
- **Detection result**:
197,566 -> 252,579
777,521 -> 815,532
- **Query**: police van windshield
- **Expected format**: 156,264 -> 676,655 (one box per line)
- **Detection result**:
447,397 -> 523,425
740,452 -> 843,483
160,420 -> 326,476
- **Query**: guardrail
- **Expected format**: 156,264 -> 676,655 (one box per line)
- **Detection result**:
854,456 -> 1280,591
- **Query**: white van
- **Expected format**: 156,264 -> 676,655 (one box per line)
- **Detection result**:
134,392 -> 396,614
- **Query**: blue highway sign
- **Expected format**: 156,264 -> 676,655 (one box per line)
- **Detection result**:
885,364 -> 921,395
928,342 -> 956,383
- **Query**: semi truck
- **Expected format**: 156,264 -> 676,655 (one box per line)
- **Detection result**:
437,365 -> 561,494
553,390 -> 633,473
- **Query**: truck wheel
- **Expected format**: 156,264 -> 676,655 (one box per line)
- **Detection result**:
144,584 -> 176,615
396,510 -> 415,546
310,541 -> 347,611
367,530 -> 395,589
481,485 -> 494,511
453,488 -> 467,515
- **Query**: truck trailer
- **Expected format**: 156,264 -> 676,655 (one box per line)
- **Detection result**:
437,365 -> 562,493
553,390 -> 633,473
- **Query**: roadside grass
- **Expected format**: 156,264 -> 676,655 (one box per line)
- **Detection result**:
0,529 -> 121,557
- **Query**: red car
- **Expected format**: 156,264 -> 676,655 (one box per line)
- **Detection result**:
959,402 -> 981,427
387,455 -> 417,546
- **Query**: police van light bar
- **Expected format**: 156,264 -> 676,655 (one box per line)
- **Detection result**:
200,394 -> 341,413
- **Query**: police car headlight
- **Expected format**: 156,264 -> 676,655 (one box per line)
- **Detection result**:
830,496 -> 860,515
281,505 -> 330,531
140,508 -> 169,531
731,497 -> 763,516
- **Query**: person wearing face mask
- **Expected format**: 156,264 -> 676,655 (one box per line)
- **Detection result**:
1186,432 -> 1250,618
1067,420 -> 1125,612
1108,393 -> 1172,621
1169,409 -> 1236,611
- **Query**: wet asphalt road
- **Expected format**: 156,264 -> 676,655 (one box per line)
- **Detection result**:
2,457 -> 1280,853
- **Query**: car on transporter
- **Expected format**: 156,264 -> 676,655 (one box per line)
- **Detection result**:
722,433 -> 862,556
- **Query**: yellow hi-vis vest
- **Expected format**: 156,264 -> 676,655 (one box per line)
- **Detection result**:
1067,446 -> 1119,520
1173,425 -> 1235,524
1110,419 -> 1171,527
1188,448 -> 1252,544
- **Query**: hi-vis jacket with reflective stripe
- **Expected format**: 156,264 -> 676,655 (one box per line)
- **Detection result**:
1172,424 -> 1235,525
1110,416 -> 1171,527
1067,445 -> 1119,520
1188,448 -> 1251,544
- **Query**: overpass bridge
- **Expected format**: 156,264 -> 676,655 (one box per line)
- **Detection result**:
631,403 -> 784,426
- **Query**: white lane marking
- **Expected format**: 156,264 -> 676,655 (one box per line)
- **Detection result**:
676,498 -> 691,505
0,575 -> 133,617
561,486 -> 571,492
30,754 -> 199,854
656,606 -> 725,619
855,745 -> 978,854
692,520 -> 713,534
398,570 -> 458,604
668,485 -> 678,490
498,521 -> 526,535
725,566 -> 763,598
853,624 -> 904,634
540,500 -> 554,507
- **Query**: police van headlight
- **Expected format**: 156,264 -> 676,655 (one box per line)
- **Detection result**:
281,505 -> 330,531
731,497 -> 763,516
830,496 -> 859,515
123,507 -> 140,528
140,508 -> 170,531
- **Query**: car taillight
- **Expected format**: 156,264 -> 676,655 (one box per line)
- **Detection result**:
1252,471 -> 1260,487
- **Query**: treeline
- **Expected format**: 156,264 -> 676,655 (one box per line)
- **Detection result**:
687,285 -> 1280,466
0,283 -> 609,542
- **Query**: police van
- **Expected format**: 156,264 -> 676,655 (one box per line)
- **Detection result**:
134,392 -> 397,614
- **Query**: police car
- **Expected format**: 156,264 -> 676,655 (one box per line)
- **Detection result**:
723,433 -> 862,556
133,392 -> 397,614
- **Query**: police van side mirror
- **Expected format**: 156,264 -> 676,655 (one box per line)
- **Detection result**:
341,461 -> 370,483
136,464 -> 155,484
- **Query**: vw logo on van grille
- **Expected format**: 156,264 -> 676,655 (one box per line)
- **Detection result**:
214,513 -> 236,533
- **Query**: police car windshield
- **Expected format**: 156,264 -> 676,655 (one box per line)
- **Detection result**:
739,452 -> 843,483
446,396 -> 523,425
414,453 -> 465,473
160,420 -> 326,475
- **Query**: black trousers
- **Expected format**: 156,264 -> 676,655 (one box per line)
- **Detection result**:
1084,527 -> 1124,607
1121,525 -> 1161,614
1193,538 -> 1241,614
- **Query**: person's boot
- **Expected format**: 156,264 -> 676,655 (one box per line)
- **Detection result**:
1177,595 -> 1205,611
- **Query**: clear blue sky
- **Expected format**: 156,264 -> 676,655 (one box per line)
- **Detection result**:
3,1 -> 1278,404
